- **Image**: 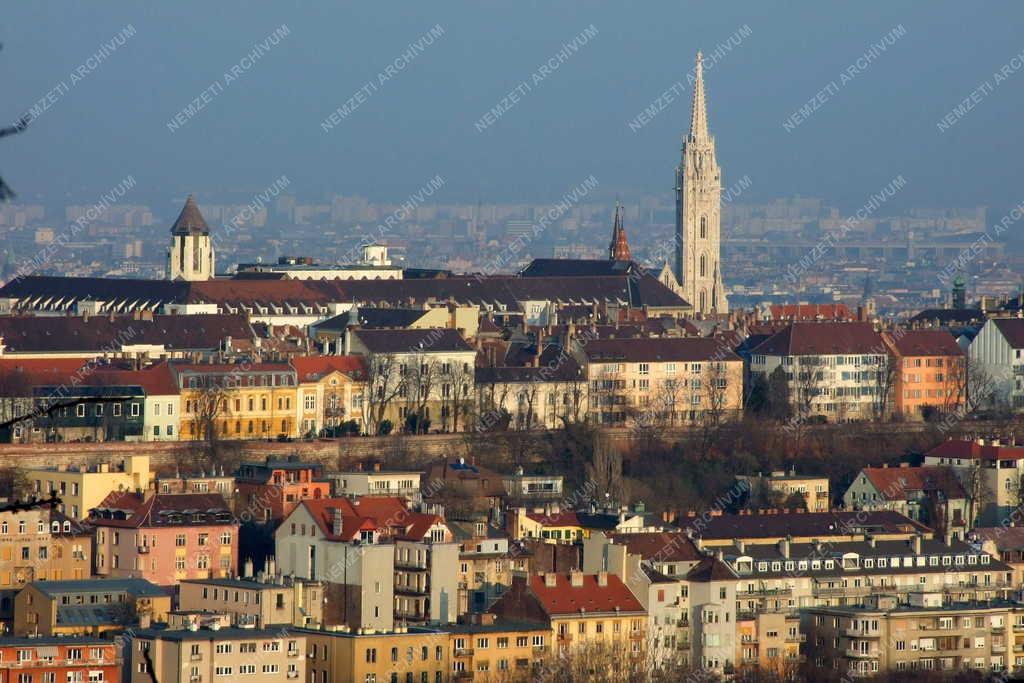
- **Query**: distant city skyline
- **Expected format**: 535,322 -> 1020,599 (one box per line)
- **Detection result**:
4,1 -> 1024,213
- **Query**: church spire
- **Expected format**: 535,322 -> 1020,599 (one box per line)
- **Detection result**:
608,201 -> 631,262
688,51 -> 710,142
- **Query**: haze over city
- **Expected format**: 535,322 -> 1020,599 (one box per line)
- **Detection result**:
4,6 -> 1024,683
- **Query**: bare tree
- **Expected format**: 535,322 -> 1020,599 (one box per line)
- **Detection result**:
963,358 -> 997,413
962,458 -> 991,527
365,353 -> 402,435
871,357 -> 897,422
404,354 -> 440,433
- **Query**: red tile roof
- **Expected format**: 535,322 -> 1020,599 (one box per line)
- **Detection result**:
752,322 -> 883,356
300,497 -> 445,542
768,303 -> 854,321
859,466 -> 966,501
91,491 -> 234,528
89,362 -> 179,396
291,355 -> 366,382
529,573 -> 644,616
608,532 -> 703,562
883,330 -> 963,357
926,439 -> 1024,462
580,337 -> 741,363
0,358 -> 88,390
686,556 -> 739,582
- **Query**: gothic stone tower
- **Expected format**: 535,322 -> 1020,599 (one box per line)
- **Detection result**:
675,52 -> 727,315
167,194 -> 214,281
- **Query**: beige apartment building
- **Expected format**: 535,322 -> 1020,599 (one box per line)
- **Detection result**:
131,627 -> 306,683
737,471 -> 830,512
576,337 -> 742,426
302,625 -> 449,683
0,503 -> 91,631
803,593 -> 1018,678
29,455 -> 153,519
178,573 -> 324,628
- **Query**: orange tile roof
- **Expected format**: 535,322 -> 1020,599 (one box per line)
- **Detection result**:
927,439 -> 1024,462
291,355 -> 366,382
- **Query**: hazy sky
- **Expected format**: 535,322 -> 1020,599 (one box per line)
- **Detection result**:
4,1 -> 1023,213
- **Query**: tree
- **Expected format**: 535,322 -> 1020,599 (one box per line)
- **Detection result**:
364,353 -> 402,435
765,367 -> 792,422
962,458 -> 992,526
964,358 -> 997,413
0,466 -> 31,500
871,356 -> 897,422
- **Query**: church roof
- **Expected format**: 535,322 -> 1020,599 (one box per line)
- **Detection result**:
170,195 -> 210,236
608,202 -> 631,262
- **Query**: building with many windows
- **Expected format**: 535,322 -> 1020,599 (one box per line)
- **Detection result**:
90,492 -> 238,587
0,502 -> 91,631
802,593 -> 1017,678
749,322 -> 890,422
14,578 -> 170,637
0,636 -> 121,683
29,455 -> 153,521
130,627 -> 305,683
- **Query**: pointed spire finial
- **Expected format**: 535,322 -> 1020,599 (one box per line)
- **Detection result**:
689,50 -> 710,142
609,202 -> 631,262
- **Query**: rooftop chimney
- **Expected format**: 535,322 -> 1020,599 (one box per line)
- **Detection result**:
597,571 -> 608,587
544,572 -> 557,588
569,571 -> 584,588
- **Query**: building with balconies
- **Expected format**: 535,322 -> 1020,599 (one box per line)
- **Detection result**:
802,593 -> 1018,678
0,636 -> 122,683
129,627 -> 306,683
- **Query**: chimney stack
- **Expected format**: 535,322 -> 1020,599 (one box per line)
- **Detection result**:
597,571 -> 608,587
569,571 -> 584,588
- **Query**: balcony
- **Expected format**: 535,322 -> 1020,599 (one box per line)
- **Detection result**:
993,644 -> 1007,654
454,672 -> 474,681
786,634 -> 807,643
137,545 -> 150,554
455,648 -> 474,657
394,584 -> 430,596
190,677 -> 201,682
287,650 -> 300,658
844,628 -> 880,639
287,673 -> 298,679
845,648 -> 879,659
190,654 -> 203,661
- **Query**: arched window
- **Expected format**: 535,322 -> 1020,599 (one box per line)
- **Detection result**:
699,290 -> 707,311
699,216 -> 707,239
699,254 -> 706,278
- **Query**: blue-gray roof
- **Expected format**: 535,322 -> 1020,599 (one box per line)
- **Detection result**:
32,578 -> 168,598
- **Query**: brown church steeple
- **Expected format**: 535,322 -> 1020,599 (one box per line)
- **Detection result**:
608,201 -> 631,262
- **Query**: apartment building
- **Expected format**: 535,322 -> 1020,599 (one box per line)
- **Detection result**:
686,557 -> 739,674
749,322 -> 889,422
737,471 -> 831,512
29,455 -> 153,520
235,457 -> 330,524
450,523 -> 529,616
576,337 -> 742,426
489,572 -> 647,667
716,535 -> 1010,615
130,627 -> 306,683
803,593 -> 1016,678
882,329 -> 965,418
14,578 -> 170,637
90,492 -> 238,586
345,328 -> 477,434
582,531 -> 699,670
0,637 -> 121,683
292,355 -> 366,436
325,469 -> 421,499
968,317 -> 1024,410
301,625 -> 448,683
736,610 -> 803,673
843,464 -> 968,537
475,359 -> 587,430
681,509 -> 930,548
178,573 -> 324,628
447,615 -> 550,680
175,363 -> 299,440
923,437 -> 1024,526
0,503 -> 91,630
276,496 -> 458,628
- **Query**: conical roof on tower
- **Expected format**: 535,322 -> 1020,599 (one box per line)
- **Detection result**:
170,195 -> 210,236
608,202 -> 632,262
688,51 -> 710,142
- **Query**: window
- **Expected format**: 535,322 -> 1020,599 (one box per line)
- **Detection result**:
76,404 -> 86,417
215,668 -> 233,677
130,403 -> 140,417
112,403 -> 122,416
